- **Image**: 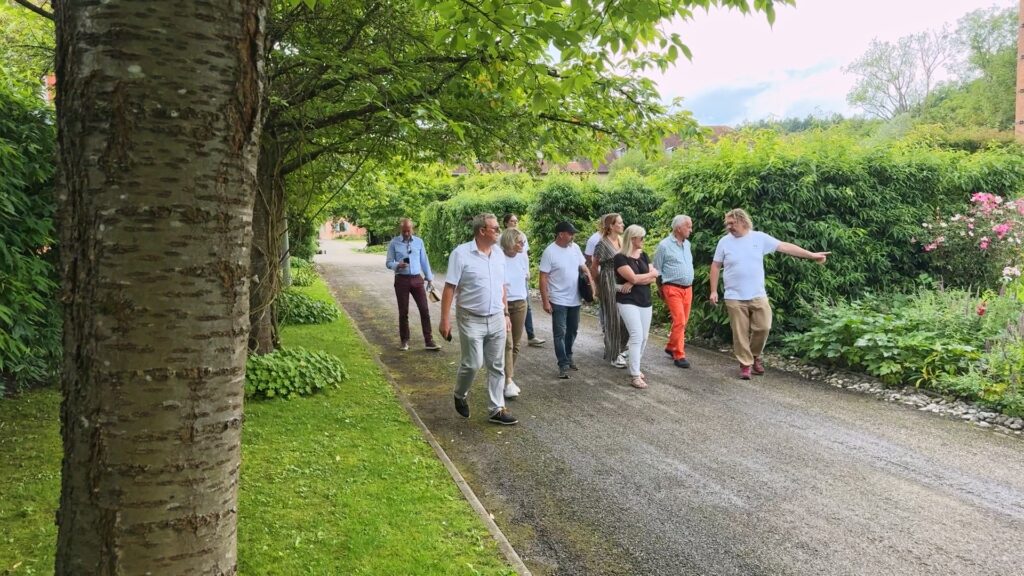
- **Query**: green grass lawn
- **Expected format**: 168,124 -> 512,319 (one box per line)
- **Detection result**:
0,277 -> 513,575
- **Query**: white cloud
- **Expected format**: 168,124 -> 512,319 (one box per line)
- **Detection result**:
647,0 -> 1014,123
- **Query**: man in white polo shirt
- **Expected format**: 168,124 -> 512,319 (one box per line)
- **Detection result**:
709,208 -> 830,380
439,213 -> 518,425
540,221 -> 594,380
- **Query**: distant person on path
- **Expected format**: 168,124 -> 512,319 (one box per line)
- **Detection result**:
439,214 -> 518,425
502,213 -> 545,347
653,215 -> 694,369
709,208 -> 830,380
539,221 -> 593,380
591,213 -> 628,369
614,225 -> 659,389
385,217 -> 441,352
500,228 -> 529,400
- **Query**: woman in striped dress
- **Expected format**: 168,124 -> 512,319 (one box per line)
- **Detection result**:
590,213 -> 628,368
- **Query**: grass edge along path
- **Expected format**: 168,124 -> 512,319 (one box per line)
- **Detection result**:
238,278 -> 515,575
0,276 -> 513,575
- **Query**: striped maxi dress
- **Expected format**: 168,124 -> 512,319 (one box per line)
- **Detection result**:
594,236 -> 628,362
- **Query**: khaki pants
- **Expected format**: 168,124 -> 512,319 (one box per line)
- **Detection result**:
504,300 -> 527,384
724,297 -> 772,367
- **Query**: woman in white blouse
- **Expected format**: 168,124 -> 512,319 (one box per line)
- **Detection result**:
500,228 -> 529,399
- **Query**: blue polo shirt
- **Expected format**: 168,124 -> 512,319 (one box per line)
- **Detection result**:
653,234 -> 694,287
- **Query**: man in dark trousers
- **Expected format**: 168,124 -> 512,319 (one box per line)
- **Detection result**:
386,217 -> 441,351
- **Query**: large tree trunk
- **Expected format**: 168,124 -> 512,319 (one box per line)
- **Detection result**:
248,138 -> 285,354
54,1 -> 266,573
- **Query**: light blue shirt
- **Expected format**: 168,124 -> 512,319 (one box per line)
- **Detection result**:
386,235 -> 434,281
653,234 -> 694,286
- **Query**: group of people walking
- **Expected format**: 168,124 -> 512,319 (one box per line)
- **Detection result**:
387,209 -> 829,426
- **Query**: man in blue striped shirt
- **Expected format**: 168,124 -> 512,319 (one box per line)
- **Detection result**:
386,218 -> 441,351
653,215 -> 694,368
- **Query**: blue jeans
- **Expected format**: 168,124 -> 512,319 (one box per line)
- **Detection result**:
551,304 -> 580,369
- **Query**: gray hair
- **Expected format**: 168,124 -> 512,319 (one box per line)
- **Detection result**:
619,225 -> 647,255
471,212 -> 497,235
500,228 -> 525,253
670,215 -> 691,230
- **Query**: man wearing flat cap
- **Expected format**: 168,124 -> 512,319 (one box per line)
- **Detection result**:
539,221 -> 594,379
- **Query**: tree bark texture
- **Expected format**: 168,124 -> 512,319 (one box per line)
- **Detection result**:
248,137 -> 284,354
54,1 -> 266,573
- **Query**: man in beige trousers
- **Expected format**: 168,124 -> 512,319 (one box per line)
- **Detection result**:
708,208 -> 830,380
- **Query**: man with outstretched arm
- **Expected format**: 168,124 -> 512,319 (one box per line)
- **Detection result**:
709,208 -> 830,380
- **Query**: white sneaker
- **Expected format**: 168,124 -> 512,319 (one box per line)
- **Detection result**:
611,353 -> 627,369
504,381 -> 521,399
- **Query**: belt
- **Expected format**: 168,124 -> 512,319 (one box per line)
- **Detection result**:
664,281 -> 692,289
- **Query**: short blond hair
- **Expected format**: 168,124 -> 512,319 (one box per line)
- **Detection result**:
619,225 -> 646,255
500,228 -> 525,253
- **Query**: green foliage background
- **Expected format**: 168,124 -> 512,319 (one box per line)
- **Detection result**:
0,82 -> 58,393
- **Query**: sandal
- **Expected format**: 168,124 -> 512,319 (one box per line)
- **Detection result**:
630,375 -> 647,389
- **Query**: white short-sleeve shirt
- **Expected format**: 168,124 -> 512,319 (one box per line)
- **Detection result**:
584,232 -> 602,258
539,242 -> 586,307
713,231 -> 780,300
504,252 -> 529,302
445,240 -> 506,316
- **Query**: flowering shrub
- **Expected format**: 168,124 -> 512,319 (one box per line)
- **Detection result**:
920,193 -> 1024,288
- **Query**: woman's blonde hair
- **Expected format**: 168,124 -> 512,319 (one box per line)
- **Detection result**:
500,228 -> 525,254
600,212 -> 621,236
619,225 -> 646,255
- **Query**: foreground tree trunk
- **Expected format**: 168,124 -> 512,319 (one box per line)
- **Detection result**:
54,1 -> 266,573
1017,0 -> 1024,140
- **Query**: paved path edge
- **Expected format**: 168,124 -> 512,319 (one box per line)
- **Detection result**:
323,277 -> 532,576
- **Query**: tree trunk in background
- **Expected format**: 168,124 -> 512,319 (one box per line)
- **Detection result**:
249,138 -> 284,354
1017,0 -> 1024,140
54,1 -> 266,573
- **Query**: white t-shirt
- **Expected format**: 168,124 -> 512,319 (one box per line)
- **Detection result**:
445,240 -> 506,316
712,231 -> 780,300
539,242 -> 586,306
584,232 -> 602,258
504,252 -> 529,302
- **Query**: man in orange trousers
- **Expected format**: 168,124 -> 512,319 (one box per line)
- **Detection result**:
653,215 -> 694,368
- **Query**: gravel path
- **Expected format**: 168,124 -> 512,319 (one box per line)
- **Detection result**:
317,239 -> 1024,576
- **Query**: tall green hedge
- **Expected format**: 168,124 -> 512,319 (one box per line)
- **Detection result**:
0,86 -> 58,392
419,173 -> 534,264
526,173 -> 600,258
660,131 -> 1024,340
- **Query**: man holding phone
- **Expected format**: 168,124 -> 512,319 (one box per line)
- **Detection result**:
386,217 -> 441,351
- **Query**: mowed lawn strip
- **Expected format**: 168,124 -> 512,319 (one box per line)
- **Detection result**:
237,278 -> 513,575
0,276 -> 512,575
0,389 -> 61,575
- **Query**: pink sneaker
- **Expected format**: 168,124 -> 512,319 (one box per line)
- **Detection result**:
752,357 -> 765,375
739,365 -> 752,380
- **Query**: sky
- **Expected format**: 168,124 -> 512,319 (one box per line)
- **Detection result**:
646,0 -> 1015,126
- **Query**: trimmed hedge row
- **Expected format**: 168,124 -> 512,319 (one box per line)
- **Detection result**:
660,132 -> 1024,340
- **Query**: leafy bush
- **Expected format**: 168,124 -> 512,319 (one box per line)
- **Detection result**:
420,173 -> 534,263
596,169 -> 668,237
661,130 -> 1024,340
288,257 -> 317,287
0,80 -> 59,393
527,173 -> 599,261
782,293 -> 982,387
245,347 -> 348,399
277,290 -> 341,325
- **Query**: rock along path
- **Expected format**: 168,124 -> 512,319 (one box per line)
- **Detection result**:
318,239 -> 1024,576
